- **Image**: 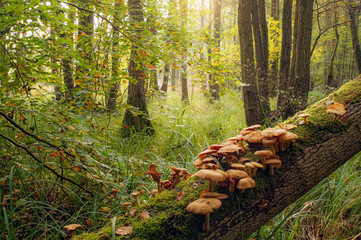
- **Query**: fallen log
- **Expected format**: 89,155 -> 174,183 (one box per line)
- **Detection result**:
76,76 -> 361,240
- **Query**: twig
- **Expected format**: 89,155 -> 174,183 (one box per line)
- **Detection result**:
0,111 -> 75,159
0,132 -> 94,196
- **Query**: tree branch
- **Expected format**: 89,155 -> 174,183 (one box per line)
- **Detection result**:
0,132 -> 94,196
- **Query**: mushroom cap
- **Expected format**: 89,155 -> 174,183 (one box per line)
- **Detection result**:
194,169 -> 229,182
262,137 -> 277,146
326,102 -> 346,116
63,224 -> 83,231
231,163 -> 246,169
186,198 -> 222,214
203,192 -> 229,200
237,177 -> 256,190
262,128 -> 287,138
169,166 -> 187,173
240,129 -> 253,135
277,132 -> 298,142
243,124 -> 262,131
264,159 -> 282,168
254,150 -> 274,157
198,148 -> 218,158
131,191 -> 140,197
244,131 -> 263,143
245,162 -> 255,169
278,123 -> 297,130
298,113 -> 311,118
209,144 -> 225,150
217,144 -> 241,154
250,162 -> 264,169
226,169 -> 249,180
193,158 -> 203,166
122,202 -> 132,207
150,189 -> 158,196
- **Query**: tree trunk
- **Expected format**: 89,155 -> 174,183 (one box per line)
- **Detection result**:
76,77 -> 361,240
107,1 -> 122,111
121,0 -> 153,137
251,0 -> 269,115
347,0 -> 361,74
160,64 -> 170,94
238,0 -> 263,125
269,0 -> 279,98
289,0 -> 314,114
327,7 -> 340,88
181,0 -> 189,102
210,0 -> 221,101
277,0 -> 292,117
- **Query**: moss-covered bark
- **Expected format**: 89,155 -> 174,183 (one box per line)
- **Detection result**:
76,76 -> 361,240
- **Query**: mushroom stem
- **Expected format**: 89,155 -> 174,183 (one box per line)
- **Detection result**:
239,189 -> 245,194
203,213 -> 211,232
269,166 -> 275,176
208,181 -> 215,192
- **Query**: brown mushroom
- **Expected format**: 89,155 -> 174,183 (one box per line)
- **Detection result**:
121,202 -> 132,212
277,132 -> 298,151
326,102 -> 346,121
237,177 -> 256,193
194,168 -> 229,192
63,224 -> 83,237
254,150 -> 274,165
298,113 -> 311,125
186,198 -> 222,232
131,191 -> 141,207
263,159 -> 282,176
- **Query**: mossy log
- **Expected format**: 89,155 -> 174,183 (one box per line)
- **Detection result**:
76,76 -> 361,240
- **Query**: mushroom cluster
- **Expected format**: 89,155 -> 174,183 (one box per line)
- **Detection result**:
187,122 -> 299,231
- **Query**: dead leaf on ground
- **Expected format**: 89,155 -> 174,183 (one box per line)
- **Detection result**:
116,225 -> 133,236
177,190 -> 185,201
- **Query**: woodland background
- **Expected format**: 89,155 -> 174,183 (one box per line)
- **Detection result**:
1,0 -> 361,239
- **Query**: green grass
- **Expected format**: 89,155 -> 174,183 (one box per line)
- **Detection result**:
252,152 -> 361,240
1,87 -> 361,239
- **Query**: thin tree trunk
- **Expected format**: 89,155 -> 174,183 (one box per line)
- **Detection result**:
210,0 -> 221,101
160,64 -> 170,94
239,0 -> 263,125
181,0 -> 189,102
347,0 -> 361,74
121,0 -> 153,137
107,1 -> 122,111
327,6 -> 339,88
269,0 -> 279,98
277,0 -> 292,117
251,0 -> 269,115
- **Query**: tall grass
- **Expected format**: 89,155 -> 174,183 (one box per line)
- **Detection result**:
1,88 -> 360,239
252,153 -> 361,240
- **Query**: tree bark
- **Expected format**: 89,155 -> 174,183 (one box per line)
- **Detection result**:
327,6 -> 340,88
277,0 -> 292,117
269,0 -> 279,98
289,0 -> 314,115
209,0 -> 221,101
121,0 -> 153,137
160,64 -> 170,94
76,77 -> 361,240
181,0 -> 189,102
347,0 -> 361,74
239,0 -> 263,125
107,0 -> 122,111
251,0 -> 269,115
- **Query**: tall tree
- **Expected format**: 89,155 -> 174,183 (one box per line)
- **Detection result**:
209,0 -> 221,101
346,0 -> 361,74
327,3 -> 340,88
251,0 -> 269,114
107,0 -> 122,111
238,0 -> 263,125
276,0 -> 292,117
269,0 -> 279,97
289,0 -> 314,114
180,0 -> 189,102
121,0 -> 153,137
